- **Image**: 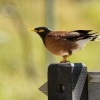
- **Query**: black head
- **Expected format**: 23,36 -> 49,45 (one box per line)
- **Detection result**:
34,27 -> 51,33
31,26 -> 52,39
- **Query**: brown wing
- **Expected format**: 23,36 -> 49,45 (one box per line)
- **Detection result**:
47,31 -> 80,40
47,30 -> 95,41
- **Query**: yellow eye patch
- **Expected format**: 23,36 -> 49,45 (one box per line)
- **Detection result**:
38,29 -> 45,32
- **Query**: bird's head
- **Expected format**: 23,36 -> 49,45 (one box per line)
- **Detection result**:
29,26 -> 51,39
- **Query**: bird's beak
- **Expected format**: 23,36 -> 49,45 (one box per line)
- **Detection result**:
28,28 -> 37,32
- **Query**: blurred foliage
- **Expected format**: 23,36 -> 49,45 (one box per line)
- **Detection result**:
0,0 -> 100,100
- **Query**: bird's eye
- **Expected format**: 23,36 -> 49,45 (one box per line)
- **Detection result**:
38,29 -> 45,33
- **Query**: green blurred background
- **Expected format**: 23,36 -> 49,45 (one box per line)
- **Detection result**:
0,0 -> 100,100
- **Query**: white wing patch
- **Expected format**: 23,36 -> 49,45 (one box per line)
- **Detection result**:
72,39 -> 91,53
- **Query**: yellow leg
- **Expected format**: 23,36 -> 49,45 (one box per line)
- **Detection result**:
60,55 -> 70,63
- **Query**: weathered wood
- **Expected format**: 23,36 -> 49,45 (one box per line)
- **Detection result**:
72,63 -> 88,100
88,72 -> 100,100
88,83 -> 100,100
39,82 -> 48,95
48,63 -> 72,100
48,63 -> 88,100
39,72 -> 100,100
88,72 -> 100,82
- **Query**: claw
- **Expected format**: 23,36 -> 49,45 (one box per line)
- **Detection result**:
60,60 -> 70,63
60,55 -> 70,63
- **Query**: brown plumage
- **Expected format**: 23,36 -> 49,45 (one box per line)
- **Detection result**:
29,26 -> 99,63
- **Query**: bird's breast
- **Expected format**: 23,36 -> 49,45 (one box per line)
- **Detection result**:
44,37 -> 78,56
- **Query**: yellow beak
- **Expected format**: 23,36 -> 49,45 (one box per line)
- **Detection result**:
28,28 -> 37,32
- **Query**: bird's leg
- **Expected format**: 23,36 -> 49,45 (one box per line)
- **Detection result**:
60,50 -> 72,63
60,55 -> 70,63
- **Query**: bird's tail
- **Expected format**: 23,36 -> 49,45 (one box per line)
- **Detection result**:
90,32 -> 100,41
95,36 -> 100,41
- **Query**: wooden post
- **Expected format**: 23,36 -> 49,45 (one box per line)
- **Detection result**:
48,63 -> 88,100
88,72 -> 100,100
39,70 -> 100,100
39,72 -> 100,100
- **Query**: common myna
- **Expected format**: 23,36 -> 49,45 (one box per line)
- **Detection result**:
29,26 -> 100,63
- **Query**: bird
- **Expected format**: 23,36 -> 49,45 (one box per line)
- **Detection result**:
29,26 -> 100,63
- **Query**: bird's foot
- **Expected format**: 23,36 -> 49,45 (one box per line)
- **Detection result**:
60,60 -> 70,63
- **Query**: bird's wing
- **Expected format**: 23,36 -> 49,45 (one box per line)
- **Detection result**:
47,30 -> 95,41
